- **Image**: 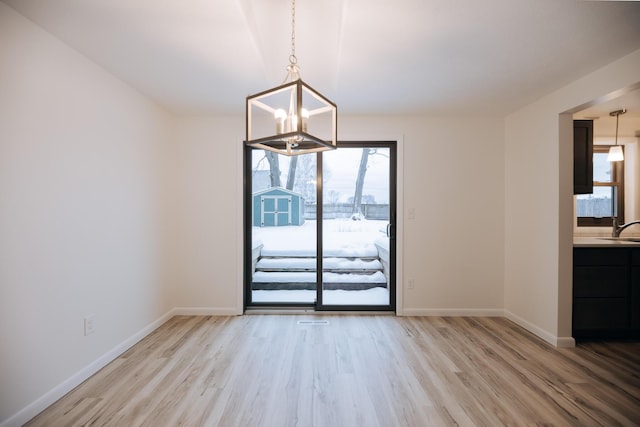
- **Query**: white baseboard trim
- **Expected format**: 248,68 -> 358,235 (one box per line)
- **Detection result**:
172,307 -> 241,316
401,308 -> 505,317
555,336 -> 577,348
400,309 -> 575,348
2,307 -> 242,427
504,310 -> 575,348
1,309 -> 176,427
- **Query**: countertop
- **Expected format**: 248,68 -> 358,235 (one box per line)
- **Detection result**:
574,237 -> 640,247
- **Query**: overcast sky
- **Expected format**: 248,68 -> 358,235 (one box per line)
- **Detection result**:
253,147 -> 390,204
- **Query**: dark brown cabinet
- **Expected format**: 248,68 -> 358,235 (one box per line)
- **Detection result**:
632,250 -> 640,329
573,247 -> 640,339
573,120 -> 593,195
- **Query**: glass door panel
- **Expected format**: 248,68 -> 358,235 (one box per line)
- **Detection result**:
320,145 -> 393,308
248,150 -> 317,305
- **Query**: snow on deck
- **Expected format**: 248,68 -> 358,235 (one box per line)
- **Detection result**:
252,271 -> 386,283
252,288 -> 390,305
254,219 -> 387,258
256,257 -> 383,271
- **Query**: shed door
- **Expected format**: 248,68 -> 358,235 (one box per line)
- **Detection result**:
261,196 -> 292,226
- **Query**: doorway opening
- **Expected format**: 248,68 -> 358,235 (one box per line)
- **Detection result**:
244,141 -> 396,311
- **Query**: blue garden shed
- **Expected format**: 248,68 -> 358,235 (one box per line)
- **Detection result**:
253,187 -> 305,227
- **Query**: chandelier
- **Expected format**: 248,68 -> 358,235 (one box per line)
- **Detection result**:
246,0 -> 337,156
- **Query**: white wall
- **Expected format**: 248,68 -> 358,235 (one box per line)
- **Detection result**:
172,115 -> 506,315
171,116 -> 244,313
0,4 -> 175,424
504,48 -> 640,346
343,117 -> 505,314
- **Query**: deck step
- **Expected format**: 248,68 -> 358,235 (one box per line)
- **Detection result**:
256,257 -> 383,273
260,246 -> 379,258
252,271 -> 387,290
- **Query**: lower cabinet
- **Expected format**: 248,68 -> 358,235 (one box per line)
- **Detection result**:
632,250 -> 640,329
573,247 -> 640,339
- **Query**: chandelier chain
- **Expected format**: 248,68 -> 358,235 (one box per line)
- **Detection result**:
290,0 -> 297,64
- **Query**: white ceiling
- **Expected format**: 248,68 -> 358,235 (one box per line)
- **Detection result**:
3,0 -> 640,117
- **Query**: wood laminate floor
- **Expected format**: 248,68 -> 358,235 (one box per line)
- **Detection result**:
26,315 -> 640,426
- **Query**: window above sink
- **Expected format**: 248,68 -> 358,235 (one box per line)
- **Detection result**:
576,145 -> 624,228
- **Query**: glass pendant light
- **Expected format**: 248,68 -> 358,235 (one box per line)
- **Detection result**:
607,109 -> 626,162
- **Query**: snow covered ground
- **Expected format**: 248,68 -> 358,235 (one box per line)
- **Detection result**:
252,287 -> 389,305
252,271 -> 386,284
253,219 -> 388,256
252,219 -> 391,305
256,257 -> 383,271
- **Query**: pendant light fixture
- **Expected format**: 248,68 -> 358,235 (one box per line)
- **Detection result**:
607,109 -> 626,162
246,0 -> 337,156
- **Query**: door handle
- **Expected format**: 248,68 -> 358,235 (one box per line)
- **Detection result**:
386,223 -> 395,239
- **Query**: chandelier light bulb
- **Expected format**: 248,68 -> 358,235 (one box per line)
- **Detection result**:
274,109 -> 287,134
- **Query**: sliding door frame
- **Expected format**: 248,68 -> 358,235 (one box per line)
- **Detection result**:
243,141 -> 397,312
243,145 -> 317,309
315,141 -> 396,311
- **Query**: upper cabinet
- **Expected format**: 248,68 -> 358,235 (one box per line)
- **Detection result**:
573,120 -> 593,195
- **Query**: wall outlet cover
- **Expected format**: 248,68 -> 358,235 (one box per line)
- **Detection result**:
84,315 -> 96,336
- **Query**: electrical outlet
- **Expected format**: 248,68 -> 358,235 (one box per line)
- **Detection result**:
407,278 -> 415,289
84,315 -> 96,336
408,208 -> 416,220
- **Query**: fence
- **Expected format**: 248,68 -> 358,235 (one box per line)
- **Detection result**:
304,203 -> 389,220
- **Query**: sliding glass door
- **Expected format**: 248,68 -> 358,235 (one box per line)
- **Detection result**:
318,143 -> 394,309
244,142 -> 395,311
245,150 -> 318,305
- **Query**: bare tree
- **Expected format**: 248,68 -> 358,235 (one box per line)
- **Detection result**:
256,151 -> 316,200
326,190 -> 340,204
352,148 -> 371,214
352,148 -> 388,215
290,155 -> 317,202
286,156 -> 298,190
264,151 -> 281,187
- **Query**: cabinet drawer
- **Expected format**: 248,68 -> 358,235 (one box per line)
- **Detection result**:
573,298 -> 628,330
574,248 -> 628,266
573,266 -> 628,297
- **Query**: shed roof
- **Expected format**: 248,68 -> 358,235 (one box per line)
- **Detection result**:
253,187 -> 305,199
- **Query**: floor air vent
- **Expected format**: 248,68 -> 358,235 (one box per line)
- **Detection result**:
297,320 -> 330,325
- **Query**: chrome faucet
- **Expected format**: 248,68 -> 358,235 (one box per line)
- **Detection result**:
612,217 -> 640,238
